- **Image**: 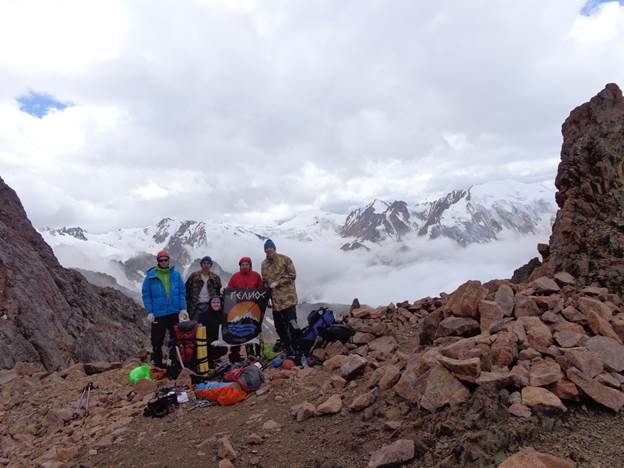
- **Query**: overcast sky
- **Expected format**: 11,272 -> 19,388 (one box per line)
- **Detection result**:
1,0 -> 623,232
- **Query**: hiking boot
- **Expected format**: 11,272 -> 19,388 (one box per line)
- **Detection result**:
151,350 -> 164,368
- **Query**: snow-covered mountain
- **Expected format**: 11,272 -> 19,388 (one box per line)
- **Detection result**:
40,211 -> 345,291
40,180 -> 556,301
340,180 -> 556,247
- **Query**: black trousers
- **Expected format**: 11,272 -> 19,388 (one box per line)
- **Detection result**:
273,306 -> 301,353
151,313 -> 179,366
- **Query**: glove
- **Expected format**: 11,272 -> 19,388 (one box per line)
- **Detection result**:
270,282 -> 279,289
179,309 -> 190,321
145,313 -> 155,324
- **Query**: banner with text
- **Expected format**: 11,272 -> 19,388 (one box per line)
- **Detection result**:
222,287 -> 270,345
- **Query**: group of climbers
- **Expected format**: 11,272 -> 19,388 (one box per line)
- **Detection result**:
141,239 -> 299,369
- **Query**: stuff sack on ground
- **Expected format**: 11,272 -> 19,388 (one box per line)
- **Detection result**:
237,364 -> 265,392
195,386 -> 247,406
129,364 -> 153,385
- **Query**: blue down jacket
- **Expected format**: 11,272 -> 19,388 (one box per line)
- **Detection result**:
141,266 -> 187,318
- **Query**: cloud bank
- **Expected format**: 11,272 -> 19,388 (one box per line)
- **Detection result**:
0,0 -> 623,233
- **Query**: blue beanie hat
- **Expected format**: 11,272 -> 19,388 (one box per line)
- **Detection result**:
200,256 -> 213,265
264,239 -> 276,250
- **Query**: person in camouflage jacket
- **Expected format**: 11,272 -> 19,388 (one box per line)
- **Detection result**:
185,256 -> 223,320
261,239 -> 301,353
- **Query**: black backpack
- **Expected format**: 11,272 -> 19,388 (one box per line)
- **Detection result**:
143,390 -> 178,418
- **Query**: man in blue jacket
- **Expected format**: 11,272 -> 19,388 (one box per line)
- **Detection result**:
142,249 -> 189,367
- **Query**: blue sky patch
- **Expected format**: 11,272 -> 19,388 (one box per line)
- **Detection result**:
581,0 -> 624,15
16,91 -> 73,118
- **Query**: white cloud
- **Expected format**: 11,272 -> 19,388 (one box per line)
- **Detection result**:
0,0 -> 125,72
132,180 -> 170,200
571,2 -> 624,44
0,0 -> 622,233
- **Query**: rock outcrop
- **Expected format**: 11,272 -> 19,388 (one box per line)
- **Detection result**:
518,83 -> 624,295
0,176 -> 148,370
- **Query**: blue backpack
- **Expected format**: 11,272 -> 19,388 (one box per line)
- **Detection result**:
300,307 -> 354,355
303,307 -> 336,342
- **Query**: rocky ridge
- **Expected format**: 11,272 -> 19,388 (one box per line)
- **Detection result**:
517,83 -> 624,296
0,176 -> 148,370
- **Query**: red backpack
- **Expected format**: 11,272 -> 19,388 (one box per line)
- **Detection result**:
174,321 -> 199,367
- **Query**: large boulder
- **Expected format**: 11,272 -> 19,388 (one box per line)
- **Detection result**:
443,280 -> 486,318
566,367 -> 624,411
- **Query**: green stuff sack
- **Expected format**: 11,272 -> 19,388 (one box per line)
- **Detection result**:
261,343 -> 278,360
129,364 -> 153,385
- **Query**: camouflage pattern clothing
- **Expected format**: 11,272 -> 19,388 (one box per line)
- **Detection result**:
261,253 -> 298,311
185,270 -> 222,318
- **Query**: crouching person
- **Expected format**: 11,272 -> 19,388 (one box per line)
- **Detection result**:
196,295 -> 228,368
141,250 -> 188,368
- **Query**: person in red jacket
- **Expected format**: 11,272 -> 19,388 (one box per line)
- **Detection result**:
227,257 -> 264,289
227,256 -> 264,359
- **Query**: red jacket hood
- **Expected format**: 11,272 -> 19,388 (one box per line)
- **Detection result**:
239,257 -> 253,271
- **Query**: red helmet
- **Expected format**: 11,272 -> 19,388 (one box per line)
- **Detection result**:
156,249 -> 170,260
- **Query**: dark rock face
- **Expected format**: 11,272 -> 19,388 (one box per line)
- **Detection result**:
528,83 -> 624,294
511,257 -> 542,284
0,176 -> 148,370
74,268 -> 141,303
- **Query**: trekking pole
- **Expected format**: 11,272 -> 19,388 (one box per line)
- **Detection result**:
73,386 -> 87,418
73,382 -> 93,418
84,382 -> 92,417
175,345 -> 201,377
307,335 -> 322,356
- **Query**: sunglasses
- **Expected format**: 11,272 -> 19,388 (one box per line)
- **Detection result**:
157,258 -> 170,263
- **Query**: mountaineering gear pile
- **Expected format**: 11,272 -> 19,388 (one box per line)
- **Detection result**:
185,270 -> 222,318
227,257 -> 264,289
142,266 -> 186,317
261,253 -> 298,311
